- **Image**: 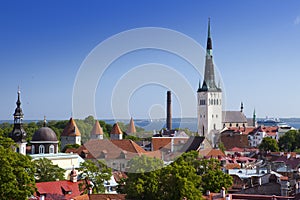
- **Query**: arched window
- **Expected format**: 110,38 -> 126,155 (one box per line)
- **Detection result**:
39,145 -> 45,154
31,145 -> 35,154
49,145 -> 54,154
216,99 -> 219,105
202,126 -> 205,136
214,124 -> 216,130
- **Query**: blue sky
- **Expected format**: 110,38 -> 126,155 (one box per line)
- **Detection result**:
1,0 -> 300,120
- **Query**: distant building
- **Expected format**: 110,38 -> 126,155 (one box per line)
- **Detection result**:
222,110 -> 248,129
110,123 -> 123,140
9,89 -> 27,155
31,117 -> 59,154
90,120 -> 104,140
61,117 -> 81,150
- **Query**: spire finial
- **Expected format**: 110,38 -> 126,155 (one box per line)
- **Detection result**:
206,18 -> 213,55
240,102 -> 244,112
208,17 -> 211,38
43,116 -> 47,127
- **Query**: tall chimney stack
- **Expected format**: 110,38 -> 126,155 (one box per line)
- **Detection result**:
166,90 -> 172,130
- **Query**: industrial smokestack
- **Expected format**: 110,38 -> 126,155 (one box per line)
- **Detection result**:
167,90 -> 172,130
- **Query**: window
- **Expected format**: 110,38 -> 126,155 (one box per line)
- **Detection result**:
199,99 -> 206,105
216,99 -> 219,105
212,114 -> 214,118
214,124 -> 216,130
39,145 -> 45,154
31,145 -> 35,154
216,114 -> 218,118
229,123 -> 232,127
49,145 -> 54,154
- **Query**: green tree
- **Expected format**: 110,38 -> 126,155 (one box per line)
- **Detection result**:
259,137 -> 279,152
279,130 -> 300,152
33,158 -> 66,182
0,136 -> 36,200
78,159 -> 112,194
124,155 -> 164,200
197,158 -> 233,193
62,143 -> 81,152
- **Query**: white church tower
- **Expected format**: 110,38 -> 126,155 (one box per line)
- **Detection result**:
197,19 -> 222,144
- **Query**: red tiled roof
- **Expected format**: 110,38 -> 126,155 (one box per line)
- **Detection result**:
111,140 -> 146,154
91,120 -> 103,136
221,133 -> 251,150
80,139 -> 146,160
151,137 -> 189,151
89,194 -> 126,200
226,127 -> 257,135
62,117 -> 81,136
111,123 -> 123,135
36,180 -> 84,200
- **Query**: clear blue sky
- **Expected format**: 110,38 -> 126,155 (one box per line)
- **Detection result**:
1,0 -> 300,120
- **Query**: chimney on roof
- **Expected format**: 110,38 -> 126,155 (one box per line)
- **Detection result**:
166,91 -> 172,130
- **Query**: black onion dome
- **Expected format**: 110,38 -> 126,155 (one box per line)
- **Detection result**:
32,127 -> 58,141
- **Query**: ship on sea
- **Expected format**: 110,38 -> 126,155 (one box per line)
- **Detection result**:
257,117 -> 296,137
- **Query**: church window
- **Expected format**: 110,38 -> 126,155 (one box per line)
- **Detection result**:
49,145 -> 54,154
216,99 -> 218,105
31,145 -> 35,154
236,123 -> 238,127
214,99 -> 216,105
202,126 -> 205,136
212,114 -> 214,118
229,123 -> 232,127
214,124 -> 216,130
216,114 -> 218,118
39,145 -> 45,154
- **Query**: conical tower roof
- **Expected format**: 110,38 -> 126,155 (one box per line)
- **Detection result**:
111,123 -> 123,135
127,117 -> 136,134
91,120 -> 103,136
61,117 -> 81,136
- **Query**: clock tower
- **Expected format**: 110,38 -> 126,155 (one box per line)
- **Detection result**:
9,89 -> 27,155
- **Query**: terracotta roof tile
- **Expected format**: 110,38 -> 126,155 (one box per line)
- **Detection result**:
151,137 -> 189,151
89,194 -> 126,200
36,180 -> 84,200
111,140 -> 146,154
221,132 -> 251,150
62,117 -> 81,136
91,120 -> 103,136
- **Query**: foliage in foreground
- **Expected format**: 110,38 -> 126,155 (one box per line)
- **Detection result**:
122,151 -> 233,200
0,136 -> 36,200
33,157 -> 66,182
78,159 -> 112,194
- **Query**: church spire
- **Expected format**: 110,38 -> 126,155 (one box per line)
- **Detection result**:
199,18 -> 220,92
206,17 -> 212,55
9,88 -> 27,153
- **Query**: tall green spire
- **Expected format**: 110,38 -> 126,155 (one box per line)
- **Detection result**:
253,109 -> 256,127
206,17 -> 212,55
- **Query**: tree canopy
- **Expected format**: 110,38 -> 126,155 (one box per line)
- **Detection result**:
123,151 -> 233,200
78,159 -> 112,194
33,157 -> 66,182
0,136 -> 36,200
279,130 -> 300,152
259,137 -> 279,152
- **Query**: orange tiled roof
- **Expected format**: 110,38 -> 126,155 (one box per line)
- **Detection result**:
111,123 -> 123,135
111,139 -> 146,154
61,117 -> 81,136
151,137 -> 189,151
91,120 -> 103,135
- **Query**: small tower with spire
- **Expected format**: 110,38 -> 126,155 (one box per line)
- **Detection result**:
61,117 -> 81,150
110,123 -> 123,140
127,117 -> 137,135
90,120 -> 104,140
197,18 -> 222,144
9,88 -> 27,155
